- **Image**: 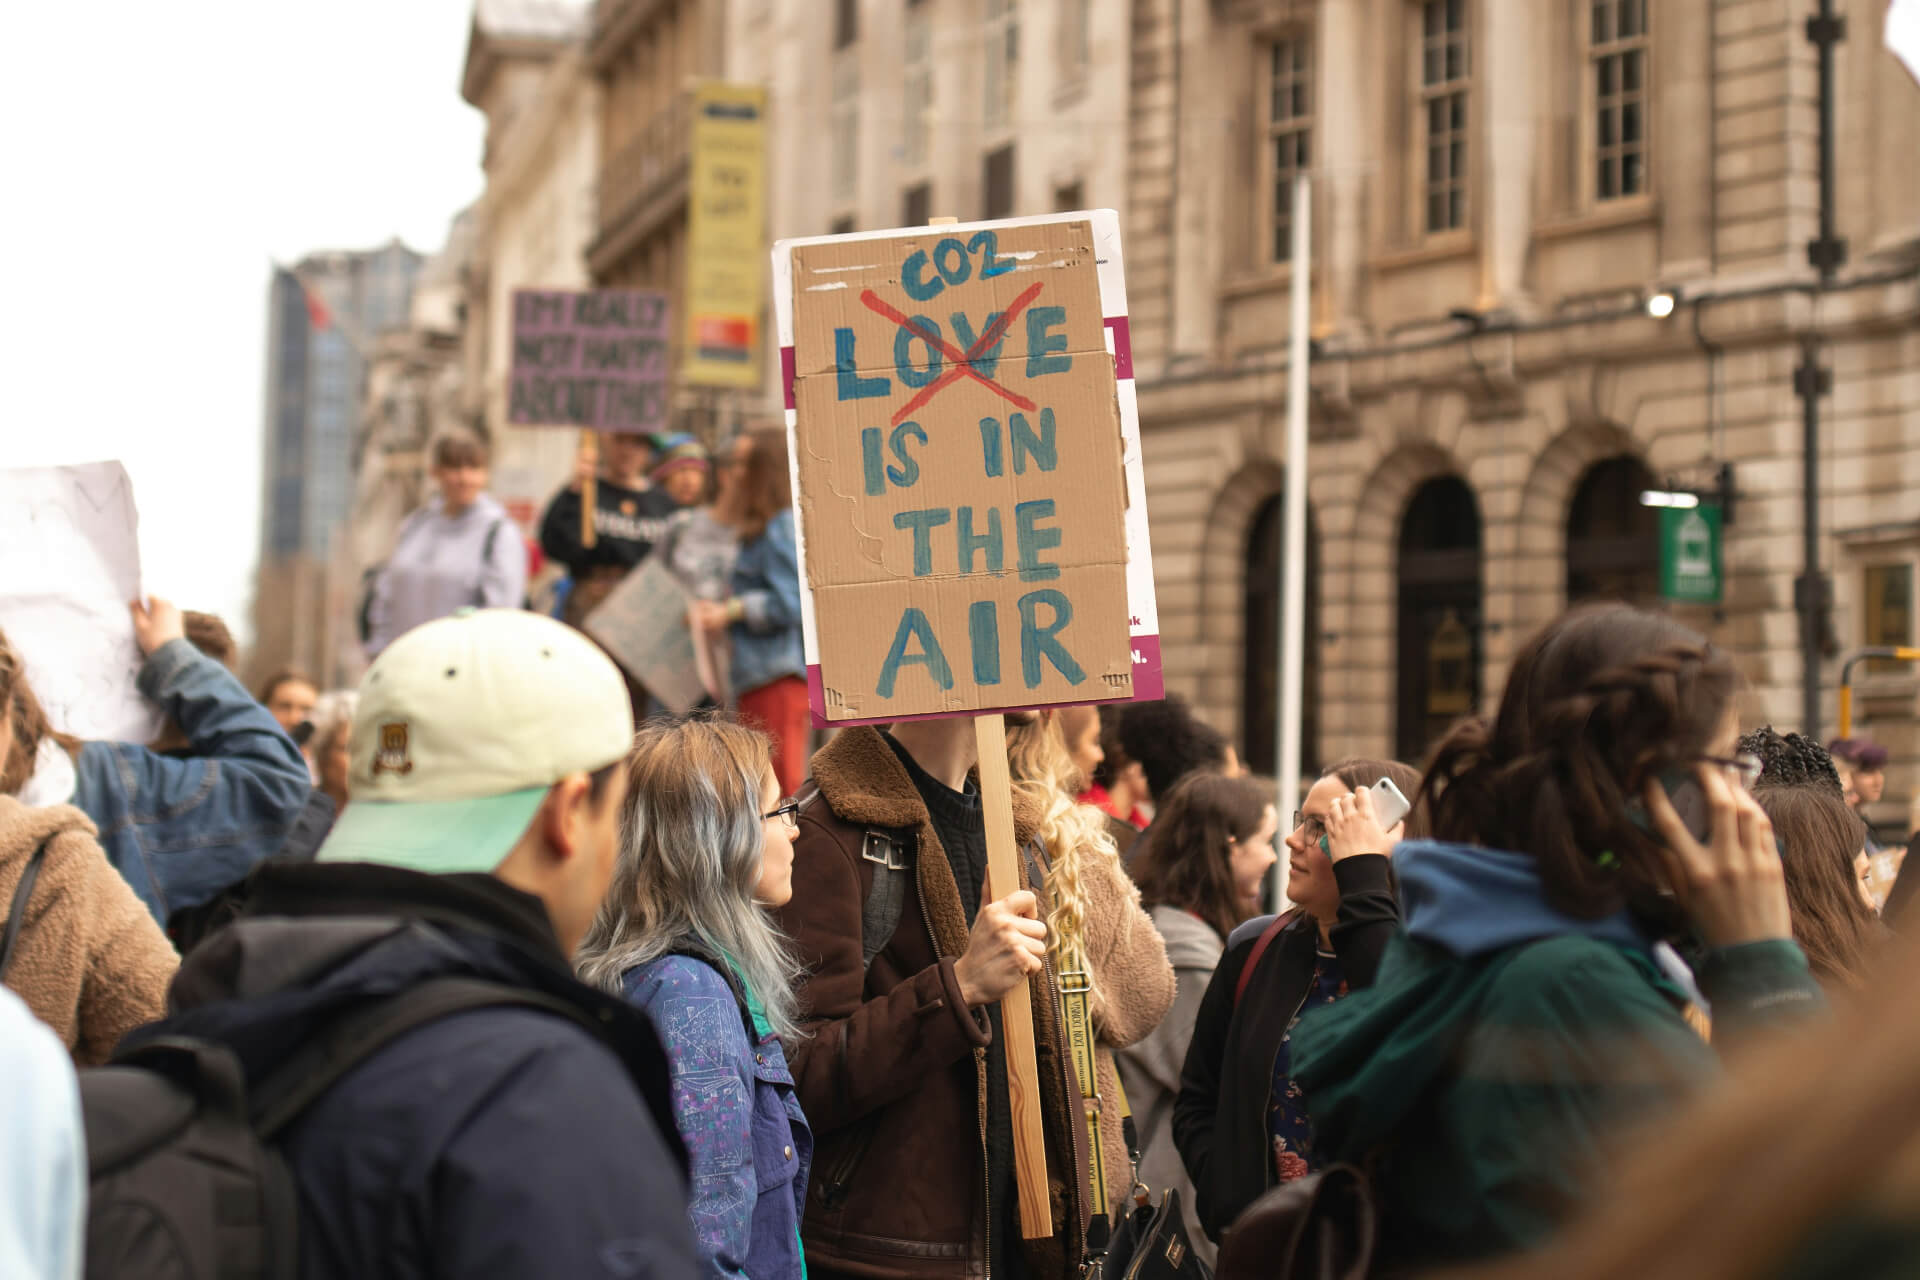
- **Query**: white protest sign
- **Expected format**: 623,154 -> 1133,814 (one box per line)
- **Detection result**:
0,462 -> 161,744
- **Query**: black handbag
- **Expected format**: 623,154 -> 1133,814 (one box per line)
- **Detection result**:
1060,929 -> 1211,1280
1102,1181 -> 1208,1280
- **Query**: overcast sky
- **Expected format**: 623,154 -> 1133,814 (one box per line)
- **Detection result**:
1,1 -> 486,644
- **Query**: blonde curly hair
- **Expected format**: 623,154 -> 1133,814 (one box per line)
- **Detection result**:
1006,711 -> 1129,998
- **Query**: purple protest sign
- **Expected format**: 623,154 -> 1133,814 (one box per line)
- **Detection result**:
508,289 -> 672,431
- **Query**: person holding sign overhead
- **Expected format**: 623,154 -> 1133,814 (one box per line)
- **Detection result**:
775,715 -> 1089,1279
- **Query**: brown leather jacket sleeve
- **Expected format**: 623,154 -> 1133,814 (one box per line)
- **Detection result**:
778,813 -> 990,1136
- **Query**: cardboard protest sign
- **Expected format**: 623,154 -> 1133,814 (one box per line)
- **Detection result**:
508,289 -> 672,433
584,554 -> 723,715
773,211 -> 1161,724
0,462 -> 162,744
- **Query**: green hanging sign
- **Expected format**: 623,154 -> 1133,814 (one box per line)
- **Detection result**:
1660,503 -> 1723,605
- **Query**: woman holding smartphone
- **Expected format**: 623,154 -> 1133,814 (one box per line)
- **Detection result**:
1288,604 -> 1823,1272
1165,759 -> 1422,1247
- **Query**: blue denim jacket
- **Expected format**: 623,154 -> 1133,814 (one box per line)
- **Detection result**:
622,954 -> 812,1280
73,639 -> 313,924
729,508 -> 806,697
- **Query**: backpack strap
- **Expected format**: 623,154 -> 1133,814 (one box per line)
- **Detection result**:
0,836 -> 52,982
244,977 -> 601,1140
1234,914 -> 1292,1010
796,779 -> 912,975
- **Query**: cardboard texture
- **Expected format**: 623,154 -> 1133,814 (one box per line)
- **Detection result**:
508,289 -> 672,432
786,219 -> 1132,721
583,554 -> 713,715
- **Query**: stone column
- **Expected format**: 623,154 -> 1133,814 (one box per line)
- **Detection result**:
1479,0 -> 1539,314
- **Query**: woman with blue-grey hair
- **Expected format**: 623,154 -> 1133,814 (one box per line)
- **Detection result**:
576,716 -> 810,1279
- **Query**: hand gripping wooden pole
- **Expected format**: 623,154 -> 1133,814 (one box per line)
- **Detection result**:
974,713 -> 1054,1240
921,214 -> 1050,1240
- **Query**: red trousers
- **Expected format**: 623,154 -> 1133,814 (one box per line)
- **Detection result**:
737,675 -> 811,795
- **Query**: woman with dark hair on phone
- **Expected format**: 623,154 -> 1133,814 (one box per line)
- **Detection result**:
1755,786 -> 1883,990
1167,758 -> 1421,1247
1287,604 -> 1824,1270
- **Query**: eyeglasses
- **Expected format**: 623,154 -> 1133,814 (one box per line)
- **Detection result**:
1291,811 -> 1327,843
763,799 -> 801,829
1698,752 -> 1764,792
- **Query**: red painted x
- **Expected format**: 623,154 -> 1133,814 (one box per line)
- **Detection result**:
859,282 -> 1045,427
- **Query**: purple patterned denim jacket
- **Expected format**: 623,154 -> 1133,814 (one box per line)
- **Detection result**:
622,954 -> 813,1279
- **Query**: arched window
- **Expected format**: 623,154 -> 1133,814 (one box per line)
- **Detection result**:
1242,495 -> 1320,779
1397,477 -> 1483,764
1566,455 -> 1660,605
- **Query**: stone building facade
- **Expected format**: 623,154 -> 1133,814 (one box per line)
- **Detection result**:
460,0 -> 604,529
442,0 -> 1920,825
1126,0 -> 1920,838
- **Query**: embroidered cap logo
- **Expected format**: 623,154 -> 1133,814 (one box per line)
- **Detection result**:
372,722 -> 415,777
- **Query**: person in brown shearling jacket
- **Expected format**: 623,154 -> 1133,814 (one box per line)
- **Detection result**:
777,718 -> 1109,1280
0,796 -> 178,1065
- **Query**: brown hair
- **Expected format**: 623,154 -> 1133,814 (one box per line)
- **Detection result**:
0,628 -> 84,795
1416,604 -> 1738,923
1755,787 -> 1880,989
723,428 -> 792,541
1322,757 -> 1433,840
183,611 -> 237,669
431,433 -> 489,470
1132,770 -> 1275,940
257,669 -> 316,706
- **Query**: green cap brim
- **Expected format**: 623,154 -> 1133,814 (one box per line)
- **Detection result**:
316,787 -> 548,875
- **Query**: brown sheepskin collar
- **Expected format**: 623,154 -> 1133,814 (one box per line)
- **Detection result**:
810,725 -> 1043,843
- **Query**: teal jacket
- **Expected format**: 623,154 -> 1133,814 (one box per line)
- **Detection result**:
1290,840 -> 1823,1269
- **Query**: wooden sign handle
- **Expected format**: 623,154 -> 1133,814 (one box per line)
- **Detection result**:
579,428 -> 599,550
973,712 -> 1055,1240
925,212 -> 1051,1240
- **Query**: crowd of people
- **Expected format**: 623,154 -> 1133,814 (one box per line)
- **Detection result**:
9,433 -> 1920,1278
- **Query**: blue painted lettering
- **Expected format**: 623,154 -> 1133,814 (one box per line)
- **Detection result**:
835,328 -> 890,400
887,421 -> 927,488
1009,408 -> 1057,474
969,601 -> 1001,685
892,507 -> 951,576
893,316 -> 943,388
1015,499 -> 1063,582
956,506 -> 1004,573
877,608 -> 954,697
1018,590 -> 1085,689
1025,307 -> 1072,377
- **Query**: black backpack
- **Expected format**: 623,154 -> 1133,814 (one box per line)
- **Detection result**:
80,976 -> 600,1280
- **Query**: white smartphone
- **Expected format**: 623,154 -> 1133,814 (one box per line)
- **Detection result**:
1368,777 -> 1412,830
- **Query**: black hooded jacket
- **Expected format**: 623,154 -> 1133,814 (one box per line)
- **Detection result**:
127,861 -> 699,1279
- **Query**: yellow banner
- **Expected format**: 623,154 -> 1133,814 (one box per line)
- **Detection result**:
684,81 -> 767,388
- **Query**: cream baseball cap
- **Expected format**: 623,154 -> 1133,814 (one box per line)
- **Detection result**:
317,608 -> 635,874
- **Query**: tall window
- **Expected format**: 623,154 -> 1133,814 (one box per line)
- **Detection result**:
1590,0 -> 1649,200
1865,564 -> 1914,673
831,30 -> 859,204
903,2 -> 932,170
984,0 -> 1019,134
1264,37 -> 1313,262
1419,0 -> 1470,234
902,182 -> 931,227
1060,0 -> 1090,77
983,144 -> 1015,220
